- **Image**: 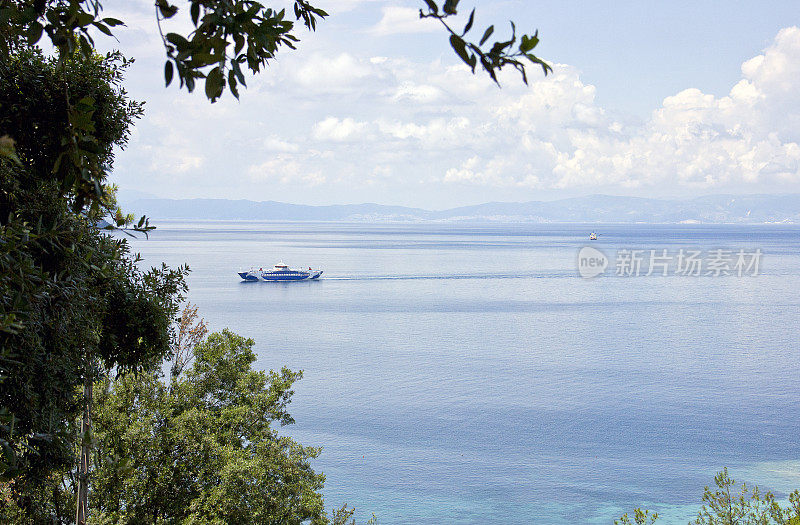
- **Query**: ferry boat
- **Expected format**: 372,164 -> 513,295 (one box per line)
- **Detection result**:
238,263 -> 323,282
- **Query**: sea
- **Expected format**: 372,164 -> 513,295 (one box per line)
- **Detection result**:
125,222 -> 800,524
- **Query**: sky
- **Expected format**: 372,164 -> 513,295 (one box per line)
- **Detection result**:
98,0 -> 800,209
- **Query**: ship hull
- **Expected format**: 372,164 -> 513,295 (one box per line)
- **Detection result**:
238,270 -> 323,282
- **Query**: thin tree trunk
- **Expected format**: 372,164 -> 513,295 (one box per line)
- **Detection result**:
53,482 -> 62,524
75,376 -> 92,524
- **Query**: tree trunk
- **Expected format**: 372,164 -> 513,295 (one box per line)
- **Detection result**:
75,376 -> 92,525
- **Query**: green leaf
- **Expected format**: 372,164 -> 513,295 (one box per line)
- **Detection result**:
25,22 -> 43,46
205,67 -> 223,101
463,8 -> 475,35
443,0 -> 459,15
102,17 -> 125,27
449,34 -> 473,71
165,33 -> 189,50
232,60 -> 246,85
525,53 -> 552,75
479,25 -> 494,46
190,52 -> 218,67
78,140 -> 101,154
93,22 -> 113,37
164,61 -> 174,86
78,34 -> 92,57
491,37 -> 515,54
190,2 -> 200,26
228,70 -> 239,99
520,34 -> 539,53
75,11 -> 95,27
423,0 -> 438,14
234,33 -> 245,55
156,0 -> 179,19
45,9 -> 59,25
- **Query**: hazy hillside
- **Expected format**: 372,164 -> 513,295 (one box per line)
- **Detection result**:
124,194 -> 800,224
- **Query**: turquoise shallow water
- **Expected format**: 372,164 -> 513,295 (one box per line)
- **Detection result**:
127,223 -> 800,524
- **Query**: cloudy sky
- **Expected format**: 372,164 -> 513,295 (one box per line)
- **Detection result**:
100,0 -> 800,209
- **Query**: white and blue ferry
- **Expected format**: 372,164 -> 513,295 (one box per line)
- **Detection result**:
238,263 -> 323,282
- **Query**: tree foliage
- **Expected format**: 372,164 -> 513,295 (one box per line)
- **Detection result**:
0,44 -> 148,218
90,329 -> 326,524
617,468 -> 800,525
170,302 -> 209,378
0,48 -> 187,509
330,504 -> 378,525
615,508 -> 659,525
0,324 -> 380,523
420,0 -> 551,85
694,468 -> 800,525
156,0 -> 329,102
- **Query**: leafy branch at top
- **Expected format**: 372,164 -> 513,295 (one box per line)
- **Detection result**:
0,0 -> 328,104
0,0 -> 124,63
155,0 -> 328,102
3,1 -> 550,104
420,0 -> 551,85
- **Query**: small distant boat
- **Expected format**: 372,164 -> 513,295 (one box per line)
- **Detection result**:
238,263 -> 323,282
589,232 -> 598,240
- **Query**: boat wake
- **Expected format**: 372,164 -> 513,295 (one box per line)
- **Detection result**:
323,271 -> 572,281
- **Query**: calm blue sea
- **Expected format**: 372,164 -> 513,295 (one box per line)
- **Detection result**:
126,222 -> 800,524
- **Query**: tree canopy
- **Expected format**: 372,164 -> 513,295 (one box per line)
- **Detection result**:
0,48 -> 188,508
0,311 -> 374,524
91,329 -> 327,524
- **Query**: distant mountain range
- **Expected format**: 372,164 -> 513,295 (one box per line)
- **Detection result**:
123,194 -> 800,224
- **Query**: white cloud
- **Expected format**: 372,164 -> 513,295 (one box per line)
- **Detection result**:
248,157 -> 326,186
262,136 -> 300,152
425,26 -> 800,191
392,81 -> 444,104
109,7 -> 800,205
144,143 -> 204,174
288,26 -> 800,194
291,53 -> 380,93
369,7 -> 439,36
378,117 -> 470,143
313,117 -> 371,142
